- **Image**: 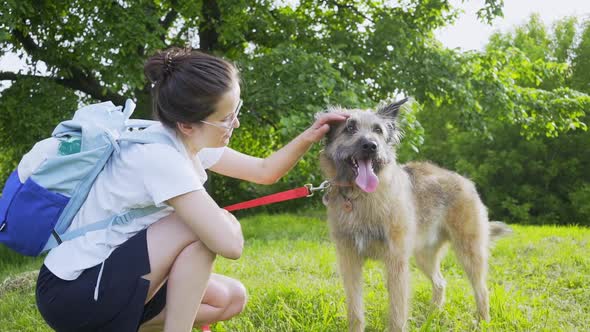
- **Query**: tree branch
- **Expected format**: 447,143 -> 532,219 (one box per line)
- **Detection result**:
199,0 -> 221,52
0,71 -> 22,81
159,7 -> 179,44
160,8 -> 179,30
327,0 -> 374,23
60,74 -> 126,105
0,71 -> 126,105
10,28 -> 125,104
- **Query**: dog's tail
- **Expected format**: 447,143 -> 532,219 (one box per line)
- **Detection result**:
489,221 -> 512,242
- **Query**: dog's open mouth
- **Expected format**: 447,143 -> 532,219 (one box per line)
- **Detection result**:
349,157 -> 379,193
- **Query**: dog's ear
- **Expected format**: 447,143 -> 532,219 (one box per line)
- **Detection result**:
377,98 -> 408,120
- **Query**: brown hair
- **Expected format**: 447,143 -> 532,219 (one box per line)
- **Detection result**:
144,47 -> 238,128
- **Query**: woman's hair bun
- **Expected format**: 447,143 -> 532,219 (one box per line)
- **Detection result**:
144,47 -> 188,83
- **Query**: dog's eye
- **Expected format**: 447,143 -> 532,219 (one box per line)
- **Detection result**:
374,126 -> 383,134
346,123 -> 357,133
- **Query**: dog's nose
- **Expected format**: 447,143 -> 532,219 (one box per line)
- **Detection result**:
362,140 -> 377,152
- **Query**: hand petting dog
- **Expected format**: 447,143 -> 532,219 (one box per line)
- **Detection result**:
303,112 -> 349,143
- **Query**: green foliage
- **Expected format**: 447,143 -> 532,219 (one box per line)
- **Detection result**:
551,16 -> 577,63
418,108 -> 590,224
476,0 -> 505,24
415,15 -> 590,225
569,183 -> 590,221
2,0 -> 165,89
1,2 -> 589,224
1,212 -> 589,331
571,20 -> 590,94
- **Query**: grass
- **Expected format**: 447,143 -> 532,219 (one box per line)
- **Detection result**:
0,210 -> 588,331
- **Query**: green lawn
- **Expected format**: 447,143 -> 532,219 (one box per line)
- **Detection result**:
0,211 -> 588,331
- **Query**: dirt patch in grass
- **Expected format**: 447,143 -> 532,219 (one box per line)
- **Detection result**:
0,270 -> 38,298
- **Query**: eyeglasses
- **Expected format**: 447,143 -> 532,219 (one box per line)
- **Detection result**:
200,99 -> 242,131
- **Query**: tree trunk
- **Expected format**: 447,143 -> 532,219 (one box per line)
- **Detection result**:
199,0 -> 221,52
132,88 -> 153,120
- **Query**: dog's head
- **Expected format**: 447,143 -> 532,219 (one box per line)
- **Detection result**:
319,98 -> 408,193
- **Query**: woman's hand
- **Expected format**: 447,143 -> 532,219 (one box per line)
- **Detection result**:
302,112 -> 349,143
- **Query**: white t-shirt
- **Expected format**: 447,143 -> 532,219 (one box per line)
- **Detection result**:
44,123 -> 225,280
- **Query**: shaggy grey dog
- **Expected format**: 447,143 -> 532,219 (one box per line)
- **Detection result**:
319,99 -> 511,332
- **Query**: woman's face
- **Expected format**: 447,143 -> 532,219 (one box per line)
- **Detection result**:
201,80 -> 242,147
178,79 -> 242,154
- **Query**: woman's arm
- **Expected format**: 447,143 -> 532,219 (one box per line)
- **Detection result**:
167,190 -> 243,259
209,112 -> 348,184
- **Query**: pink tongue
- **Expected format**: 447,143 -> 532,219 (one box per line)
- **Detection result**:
355,159 -> 379,192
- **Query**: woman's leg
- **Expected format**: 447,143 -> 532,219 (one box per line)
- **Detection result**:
139,273 -> 248,332
141,212 -> 216,332
195,273 -> 248,324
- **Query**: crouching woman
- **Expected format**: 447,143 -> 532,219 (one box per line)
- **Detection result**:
35,47 -> 347,332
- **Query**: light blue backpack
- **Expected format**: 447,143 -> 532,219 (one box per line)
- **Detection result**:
0,99 -> 175,256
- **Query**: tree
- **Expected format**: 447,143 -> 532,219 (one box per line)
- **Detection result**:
571,20 -> 590,94
1,1 -> 587,209
416,15 -> 590,225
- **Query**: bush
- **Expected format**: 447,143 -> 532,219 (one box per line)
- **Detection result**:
416,107 -> 590,225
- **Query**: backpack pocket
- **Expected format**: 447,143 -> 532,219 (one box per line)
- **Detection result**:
0,170 -> 69,256
0,171 -> 22,232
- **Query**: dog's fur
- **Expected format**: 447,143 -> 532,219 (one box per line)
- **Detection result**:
319,99 -> 511,332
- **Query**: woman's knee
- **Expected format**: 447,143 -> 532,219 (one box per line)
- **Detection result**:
223,280 -> 248,319
233,280 -> 248,309
144,219 -> 216,298
146,213 -> 215,270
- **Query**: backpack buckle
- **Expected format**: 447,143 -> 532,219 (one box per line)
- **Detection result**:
0,222 -> 6,232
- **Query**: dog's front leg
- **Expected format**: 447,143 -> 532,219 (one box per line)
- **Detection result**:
335,240 -> 365,332
384,245 -> 411,332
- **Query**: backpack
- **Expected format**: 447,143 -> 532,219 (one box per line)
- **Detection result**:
0,99 -> 176,256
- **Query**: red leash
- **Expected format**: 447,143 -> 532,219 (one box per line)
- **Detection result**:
223,181 -> 330,212
201,181 -> 329,332
223,187 -> 309,211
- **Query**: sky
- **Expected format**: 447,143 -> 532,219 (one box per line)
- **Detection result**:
1,0 -> 590,73
435,0 -> 590,50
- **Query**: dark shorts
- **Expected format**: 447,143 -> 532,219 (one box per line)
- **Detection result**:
36,229 -> 167,332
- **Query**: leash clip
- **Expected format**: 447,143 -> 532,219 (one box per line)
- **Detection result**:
305,180 -> 331,197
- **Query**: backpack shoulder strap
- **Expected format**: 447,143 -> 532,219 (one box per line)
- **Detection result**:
118,130 -> 177,147
42,205 -> 166,252
118,121 -> 180,150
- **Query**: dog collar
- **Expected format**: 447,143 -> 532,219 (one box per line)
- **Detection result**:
323,180 -> 358,213
343,198 -> 353,212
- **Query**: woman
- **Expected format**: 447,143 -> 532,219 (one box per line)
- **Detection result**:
35,47 -> 348,332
